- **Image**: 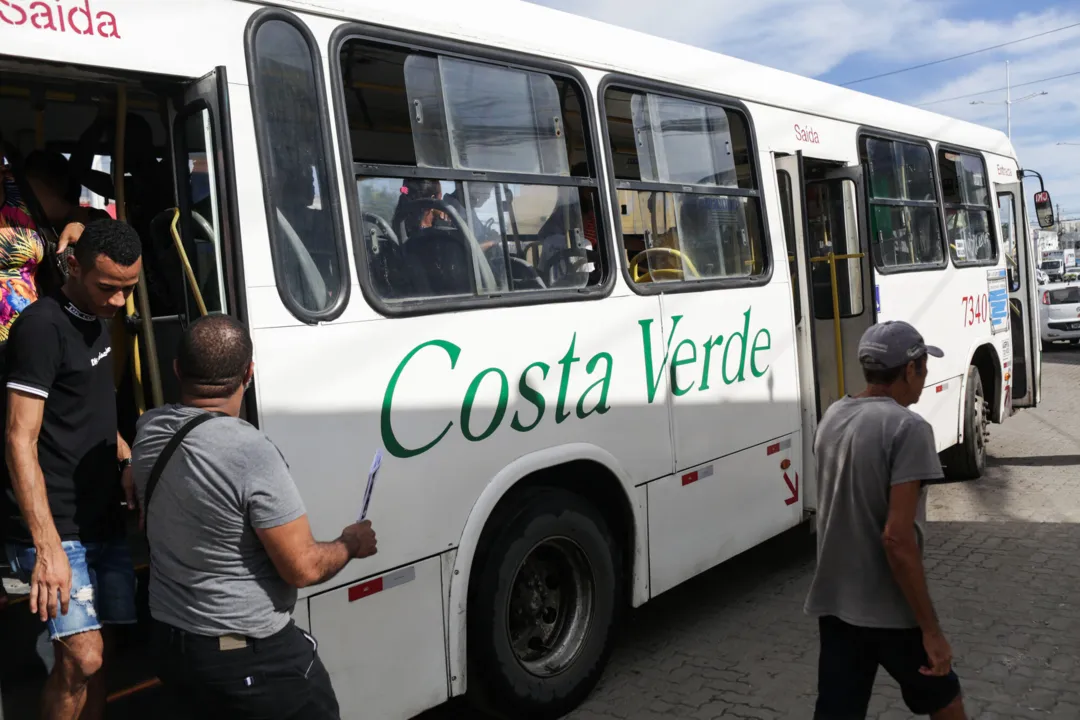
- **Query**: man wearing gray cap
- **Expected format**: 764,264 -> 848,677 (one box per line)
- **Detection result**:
805,321 -> 966,720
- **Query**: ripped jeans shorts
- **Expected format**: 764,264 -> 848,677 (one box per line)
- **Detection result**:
6,539 -> 137,640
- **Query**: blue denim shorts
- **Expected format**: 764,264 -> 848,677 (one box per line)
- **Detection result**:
6,539 -> 138,640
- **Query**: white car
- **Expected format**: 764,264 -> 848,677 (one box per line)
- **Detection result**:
1037,268 -> 1050,285
1040,282 -> 1080,345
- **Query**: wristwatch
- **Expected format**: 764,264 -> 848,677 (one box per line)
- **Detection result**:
118,457 -> 132,472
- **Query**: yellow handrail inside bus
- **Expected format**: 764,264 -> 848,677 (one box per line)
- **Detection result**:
114,85 -> 163,412
169,208 -> 208,317
810,252 -> 865,397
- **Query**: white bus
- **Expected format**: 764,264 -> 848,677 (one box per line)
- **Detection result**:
0,0 -> 1051,717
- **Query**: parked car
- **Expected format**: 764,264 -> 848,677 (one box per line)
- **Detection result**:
1037,268 -> 1050,285
1039,282 -> 1080,346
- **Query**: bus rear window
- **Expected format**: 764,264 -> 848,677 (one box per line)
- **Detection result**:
1049,287 -> 1080,304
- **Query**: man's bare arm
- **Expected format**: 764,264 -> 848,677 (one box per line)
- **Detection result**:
256,516 -> 377,589
7,391 -> 58,548
882,481 -> 938,634
6,389 -> 71,620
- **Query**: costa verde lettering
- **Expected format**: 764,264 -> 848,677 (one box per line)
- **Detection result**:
0,0 -> 120,38
382,308 -> 772,458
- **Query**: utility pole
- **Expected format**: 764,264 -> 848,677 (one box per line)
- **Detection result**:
1006,61 -> 1011,140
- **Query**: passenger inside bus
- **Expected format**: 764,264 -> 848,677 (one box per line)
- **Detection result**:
23,150 -> 111,237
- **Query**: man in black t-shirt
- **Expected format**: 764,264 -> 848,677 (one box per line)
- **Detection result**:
2,219 -> 142,720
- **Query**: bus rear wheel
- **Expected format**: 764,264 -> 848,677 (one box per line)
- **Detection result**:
467,488 -> 622,719
942,365 -> 988,481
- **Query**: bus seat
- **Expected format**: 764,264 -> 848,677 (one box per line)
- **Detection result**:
404,227 -> 475,297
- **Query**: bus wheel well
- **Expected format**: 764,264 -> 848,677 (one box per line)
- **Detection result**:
470,460 -> 635,607
970,344 -> 1002,423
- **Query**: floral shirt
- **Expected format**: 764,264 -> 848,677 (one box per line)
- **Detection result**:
0,177 -> 44,343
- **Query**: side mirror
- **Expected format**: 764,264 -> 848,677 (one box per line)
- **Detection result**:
1035,190 -> 1055,229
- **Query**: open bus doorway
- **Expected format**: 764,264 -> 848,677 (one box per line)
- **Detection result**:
774,152 -> 875,519
0,57 -> 238,718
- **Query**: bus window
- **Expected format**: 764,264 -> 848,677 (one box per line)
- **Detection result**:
998,192 -> 1021,291
776,170 -> 801,325
807,179 -> 863,318
604,87 -> 765,285
861,136 -> 944,270
939,149 -> 997,267
177,108 -> 226,314
249,16 -> 348,320
337,41 -> 605,306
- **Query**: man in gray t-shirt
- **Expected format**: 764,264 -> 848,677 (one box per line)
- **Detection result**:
805,321 -> 967,720
132,315 -> 378,720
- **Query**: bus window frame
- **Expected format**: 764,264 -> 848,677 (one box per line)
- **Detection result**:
935,143 -> 1000,269
173,99 -> 229,316
997,190 -> 1021,292
245,7 -> 351,324
598,74 -> 773,296
328,23 -> 617,318
856,127 -> 949,276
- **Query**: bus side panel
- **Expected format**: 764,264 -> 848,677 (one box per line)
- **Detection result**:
647,431 -> 802,597
309,556 -> 448,720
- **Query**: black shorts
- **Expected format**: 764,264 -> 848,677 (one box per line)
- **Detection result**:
151,619 -> 340,720
814,616 -> 961,719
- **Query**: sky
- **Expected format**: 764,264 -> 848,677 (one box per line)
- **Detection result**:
526,0 -> 1080,226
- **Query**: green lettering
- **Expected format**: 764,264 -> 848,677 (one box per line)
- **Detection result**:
639,315 -> 684,403
511,362 -> 550,432
670,339 -> 697,396
382,340 -> 460,458
699,335 -> 724,391
722,308 -> 753,385
576,353 -> 613,419
556,333 -> 580,424
461,368 -> 509,442
751,328 -> 772,378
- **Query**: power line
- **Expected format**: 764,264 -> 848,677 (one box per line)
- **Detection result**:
840,21 -> 1080,86
916,69 -> 1080,107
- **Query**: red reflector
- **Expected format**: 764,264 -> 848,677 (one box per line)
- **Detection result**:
348,577 -> 384,602
767,443 -> 781,455
936,385 -> 944,393
682,471 -> 699,486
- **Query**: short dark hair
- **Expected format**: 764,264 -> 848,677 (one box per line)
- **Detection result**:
74,219 -> 142,268
862,354 -> 926,385
24,150 -> 78,204
176,314 -> 253,399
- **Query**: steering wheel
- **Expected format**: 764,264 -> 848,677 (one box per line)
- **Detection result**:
540,247 -> 592,288
361,212 -> 400,252
628,247 -> 700,284
508,256 -> 546,290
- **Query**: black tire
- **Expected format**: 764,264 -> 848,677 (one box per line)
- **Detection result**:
942,366 -> 988,481
467,488 -> 622,720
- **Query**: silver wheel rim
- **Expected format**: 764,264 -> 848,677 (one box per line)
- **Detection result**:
506,537 -> 595,678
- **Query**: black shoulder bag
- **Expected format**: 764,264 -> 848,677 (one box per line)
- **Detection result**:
143,411 -> 226,539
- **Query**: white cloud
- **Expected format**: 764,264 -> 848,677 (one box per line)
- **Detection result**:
527,0 -> 1080,217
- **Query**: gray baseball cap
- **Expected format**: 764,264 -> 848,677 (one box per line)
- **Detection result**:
858,321 -> 943,369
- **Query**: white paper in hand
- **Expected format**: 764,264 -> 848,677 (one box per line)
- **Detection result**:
359,449 -> 382,522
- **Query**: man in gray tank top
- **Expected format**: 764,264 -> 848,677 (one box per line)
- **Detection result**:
805,321 -> 967,719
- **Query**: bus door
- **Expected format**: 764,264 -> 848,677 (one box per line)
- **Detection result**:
996,182 -> 1040,407
773,153 -> 818,513
160,68 -> 242,402
804,166 -> 874,412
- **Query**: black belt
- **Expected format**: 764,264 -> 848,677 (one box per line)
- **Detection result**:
153,619 -> 290,653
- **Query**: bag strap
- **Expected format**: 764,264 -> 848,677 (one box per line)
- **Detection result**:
144,411 -> 226,538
